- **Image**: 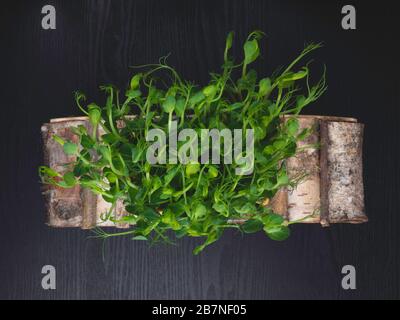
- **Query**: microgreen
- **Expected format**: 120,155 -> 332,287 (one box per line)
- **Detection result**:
39,31 -> 326,254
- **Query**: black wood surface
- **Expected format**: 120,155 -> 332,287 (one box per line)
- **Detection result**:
0,0 -> 399,300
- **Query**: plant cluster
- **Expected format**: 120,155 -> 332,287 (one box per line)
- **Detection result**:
39,31 -> 326,254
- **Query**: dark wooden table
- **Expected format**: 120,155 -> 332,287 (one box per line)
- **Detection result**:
0,0 -> 399,299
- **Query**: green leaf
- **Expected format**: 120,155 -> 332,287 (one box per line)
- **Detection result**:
63,172 -> 76,187
264,225 -> 290,241
242,219 -> 263,233
258,77 -> 271,96
263,145 -> 275,155
88,103 -> 101,126
207,166 -> 218,178
161,209 -> 181,230
101,133 -> 118,144
189,91 -> 205,105
126,89 -> 142,99
130,73 -> 142,90
150,176 -> 162,193
105,171 -> 117,183
167,201 -> 186,215
39,166 -> 61,180
162,95 -> 176,113
203,85 -> 217,98
296,95 -> 306,109
132,235 -> 147,241
185,163 -> 200,176
262,213 -> 284,227
175,97 -> 186,116
142,207 -> 160,223
72,162 -> 88,176
212,202 -> 229,217
286,117 -> 299,136
224,31 -> 234,62
70,125 -> 87,136
63,142 -> 78,155
223,102 -> 243,112
131,145 -> 144,163
273,139 -> 287,150
291,67 -> 308,80
244,39 -> 259,65
81,134 -> 95,149
253,124 -> 266,140
98,146 -> 112,161
278,68 -> 308,89
192,203 -> 207,220
120,214 -> 138,224
233,202 -> 256,214
161,186 -> 174,198
276,170 -> 289,188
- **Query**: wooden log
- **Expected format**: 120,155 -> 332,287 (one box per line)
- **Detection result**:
42,117 -> 129,229
81,187 -> 97,229
269,188 -> 288,219
41,119 -> 87,227
285,117 -> 321,223
41,115 -> 367,228
93,125 -> 129,228
319,121 -> 367,225
270,115 -> 367,225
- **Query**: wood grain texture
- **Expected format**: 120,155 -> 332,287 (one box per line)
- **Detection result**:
0,0 -> 399,300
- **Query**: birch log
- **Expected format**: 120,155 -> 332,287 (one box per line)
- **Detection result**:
41,115 -> 367,228
41,117 -> 129,229
319,121 -> 366,225
41,118 -> 87,227
285,116 -> 321,223
270,115 -> 367,226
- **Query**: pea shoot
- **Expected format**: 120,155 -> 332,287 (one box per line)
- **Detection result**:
39,31 -> 326,254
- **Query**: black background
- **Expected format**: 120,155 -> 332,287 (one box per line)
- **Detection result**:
0,0 -> 399,300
